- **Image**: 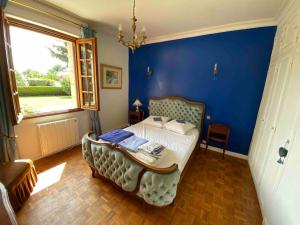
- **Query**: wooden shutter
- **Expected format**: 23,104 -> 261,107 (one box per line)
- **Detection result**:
0,10 -> 22,124
75,38 -> 99,111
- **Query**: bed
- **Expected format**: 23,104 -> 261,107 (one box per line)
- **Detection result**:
82,96 -> 205,206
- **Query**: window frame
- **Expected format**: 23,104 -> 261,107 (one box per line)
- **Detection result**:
1,13 -> 23,124
76,38 -> 100,111
6,17 -> 84,120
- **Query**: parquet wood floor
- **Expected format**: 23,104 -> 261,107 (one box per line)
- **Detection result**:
17,146 -> 262,225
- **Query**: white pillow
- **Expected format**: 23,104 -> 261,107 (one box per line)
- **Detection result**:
142,116 -> 170,128
157,116 -> 171,124
164,119 -> 196,134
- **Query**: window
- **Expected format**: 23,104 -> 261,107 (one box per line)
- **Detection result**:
2,18 -> 99,124
76,38 -> 99,110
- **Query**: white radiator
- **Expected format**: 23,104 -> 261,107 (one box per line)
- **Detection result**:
37,118 -> 80,157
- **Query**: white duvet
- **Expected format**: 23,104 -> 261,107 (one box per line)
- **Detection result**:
124,122 -> 199,172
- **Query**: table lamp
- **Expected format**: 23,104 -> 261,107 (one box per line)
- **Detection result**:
132,99 -> 142,111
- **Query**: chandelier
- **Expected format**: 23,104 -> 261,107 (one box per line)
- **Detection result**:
118,0 -> 147,53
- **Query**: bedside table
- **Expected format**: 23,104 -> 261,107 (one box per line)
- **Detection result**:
205,123 -> 230,159
129,110 -> 144,125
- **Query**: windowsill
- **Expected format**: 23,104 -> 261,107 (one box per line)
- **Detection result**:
23,108 -> 84,120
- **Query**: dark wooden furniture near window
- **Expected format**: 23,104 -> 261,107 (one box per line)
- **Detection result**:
0,159 -> 38,211
205,123 -> 230,159
129,110 -> 144,125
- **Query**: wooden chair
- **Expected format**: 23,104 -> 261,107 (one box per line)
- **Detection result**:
205,124 -> 230,159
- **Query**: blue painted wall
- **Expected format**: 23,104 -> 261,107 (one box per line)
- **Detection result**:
129,27 -> 276,155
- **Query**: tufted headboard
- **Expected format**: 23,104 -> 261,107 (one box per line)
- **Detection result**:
148,96 -> 205,129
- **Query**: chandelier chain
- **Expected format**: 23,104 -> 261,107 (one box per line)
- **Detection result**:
133,0 -> 135,18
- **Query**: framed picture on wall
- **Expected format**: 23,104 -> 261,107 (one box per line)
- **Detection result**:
100,64 -> 122,89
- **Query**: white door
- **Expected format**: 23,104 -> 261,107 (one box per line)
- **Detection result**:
255,56 -> 292,186
259,49 -> 300,225
249,64 -> 277,169
250,56 -> 291,185
273,112 -> 300,225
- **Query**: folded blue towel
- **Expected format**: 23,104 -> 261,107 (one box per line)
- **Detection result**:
99,129 -> 134,144
119,135 -> 148,152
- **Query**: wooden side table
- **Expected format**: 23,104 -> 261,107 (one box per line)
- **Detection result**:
129,110 -> 144,125
205,124 -> 230,159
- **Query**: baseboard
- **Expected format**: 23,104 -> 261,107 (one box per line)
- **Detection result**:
262,217 -> 269,225
200,143 -> 248,160
33,143 -> 81,162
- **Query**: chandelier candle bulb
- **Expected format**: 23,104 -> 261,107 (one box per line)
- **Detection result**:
118,24 -> 122,31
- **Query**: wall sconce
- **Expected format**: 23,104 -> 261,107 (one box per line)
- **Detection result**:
213,63 -> 218,79
146,66 -> 152,76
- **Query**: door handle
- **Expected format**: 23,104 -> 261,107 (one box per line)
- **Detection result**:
277,140 -> 289,164
277,147 -> 288,164
277,147 -> 289,164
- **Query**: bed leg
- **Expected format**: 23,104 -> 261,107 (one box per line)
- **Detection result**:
170,200 -> 175,207
90,167 -> 96,178
205,140 -> 209,153
198,141 -> 201,150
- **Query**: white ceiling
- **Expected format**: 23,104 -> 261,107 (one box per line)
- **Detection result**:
43,0 -> 287,40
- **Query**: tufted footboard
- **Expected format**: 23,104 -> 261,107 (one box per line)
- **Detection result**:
138,170 -> 180,206
82,133 -> 180,207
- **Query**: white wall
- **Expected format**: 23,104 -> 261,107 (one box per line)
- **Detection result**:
94,29 -> 129,132
6,0 -> 129,160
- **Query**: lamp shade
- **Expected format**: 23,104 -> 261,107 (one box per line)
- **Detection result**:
132,99 -> 142,106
